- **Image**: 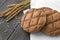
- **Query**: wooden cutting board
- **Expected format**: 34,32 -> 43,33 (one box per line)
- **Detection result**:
0,0 -> 30,40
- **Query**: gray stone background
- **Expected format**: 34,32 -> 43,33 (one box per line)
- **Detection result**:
0,0 -> 30,40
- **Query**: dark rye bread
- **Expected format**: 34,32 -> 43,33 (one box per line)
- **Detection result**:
41,7 -> 60,36
21,8 -> 46,32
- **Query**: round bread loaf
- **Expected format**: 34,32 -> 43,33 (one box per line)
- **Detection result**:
21,8 -> 46,32
42,7 -> 60,36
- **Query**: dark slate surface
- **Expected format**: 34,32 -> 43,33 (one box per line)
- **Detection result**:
0,0 -> 30,40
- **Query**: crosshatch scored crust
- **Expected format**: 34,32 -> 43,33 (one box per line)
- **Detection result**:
41,7 -> 60,36
21,8 -> 46,32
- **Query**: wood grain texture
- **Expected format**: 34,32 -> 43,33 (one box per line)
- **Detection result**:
8,24 -> 30,40
0,0 -> 30,40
